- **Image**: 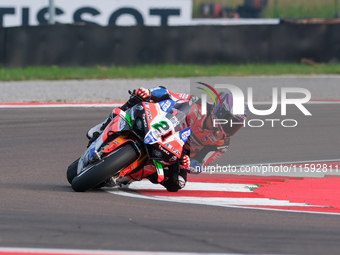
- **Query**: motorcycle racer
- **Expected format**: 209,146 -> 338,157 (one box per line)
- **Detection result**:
86,86 -> 247,192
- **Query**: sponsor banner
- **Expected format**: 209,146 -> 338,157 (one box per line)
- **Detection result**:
0,0 -> 281,27
0,0 -> 192,27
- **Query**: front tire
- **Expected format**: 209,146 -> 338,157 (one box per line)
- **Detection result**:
71,143 -> 139,192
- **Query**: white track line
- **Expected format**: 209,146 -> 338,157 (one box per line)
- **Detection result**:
0,247 -> 247,255
128,181 -> 256,192
104,159 -> 340,215
105,187 -> 340,216
105,181 -> 310,207
107,188 -> 309,207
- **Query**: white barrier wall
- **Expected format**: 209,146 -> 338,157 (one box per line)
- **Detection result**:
0,0 -> 192,27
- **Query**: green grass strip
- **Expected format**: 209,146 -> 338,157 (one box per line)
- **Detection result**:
0,63 -> 340,81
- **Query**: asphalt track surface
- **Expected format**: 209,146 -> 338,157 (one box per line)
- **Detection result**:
1,103 -> 339,255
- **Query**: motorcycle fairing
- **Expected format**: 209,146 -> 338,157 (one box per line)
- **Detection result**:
153,160 -> 164,183
77,99 -> 191,184
101,135 -> 146,179
142,101 -> 190,159
158,99 -> 175,113
118,154 -> 148,179
101,108 -> 132,142
126,163 -> 158,181
102,136 -> 135,154
77,108 -> 135,175
78,131 -> 106,174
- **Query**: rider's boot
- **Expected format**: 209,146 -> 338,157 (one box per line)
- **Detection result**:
161,163 -> 187,192
86,115 -> 113,140
162,168 -> 187,192
86,114 -> 113,147
147,167 -> 187,192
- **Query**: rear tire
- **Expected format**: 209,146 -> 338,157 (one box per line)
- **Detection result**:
71,143 -> 139,192
66,158 -> 80,184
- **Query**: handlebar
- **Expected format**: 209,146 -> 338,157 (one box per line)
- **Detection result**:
121,90 -> 144,111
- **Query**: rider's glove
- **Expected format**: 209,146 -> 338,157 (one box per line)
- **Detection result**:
179,155 -> 190,170
189,159 -> 202,174
134,87 -> 151,100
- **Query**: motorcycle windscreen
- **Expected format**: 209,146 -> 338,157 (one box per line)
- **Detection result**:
101,108 -> 132,141
143,101 -> 190,158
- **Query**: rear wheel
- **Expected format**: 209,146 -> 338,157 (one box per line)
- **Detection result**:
71,143 -> 139,192
66,158 -> 80,184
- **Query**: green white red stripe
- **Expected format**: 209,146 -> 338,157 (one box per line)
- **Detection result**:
105,160 -> 340,215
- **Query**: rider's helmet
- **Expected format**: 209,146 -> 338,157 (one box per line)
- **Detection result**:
211,93 -> 248,138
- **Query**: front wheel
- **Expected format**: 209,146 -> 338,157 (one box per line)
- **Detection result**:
71,143 -> 139,192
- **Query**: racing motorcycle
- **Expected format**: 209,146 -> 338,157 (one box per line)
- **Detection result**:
66,92 -> 191,192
